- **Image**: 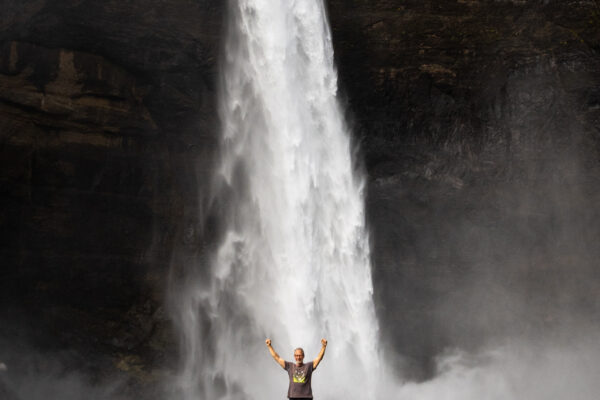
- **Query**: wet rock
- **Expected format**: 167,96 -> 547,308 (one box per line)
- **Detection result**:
327,0 -> 600,379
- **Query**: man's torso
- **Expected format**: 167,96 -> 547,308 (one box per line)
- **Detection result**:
284,361 -> 314,399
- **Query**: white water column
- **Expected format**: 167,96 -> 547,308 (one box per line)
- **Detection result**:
175,0 -> 381,399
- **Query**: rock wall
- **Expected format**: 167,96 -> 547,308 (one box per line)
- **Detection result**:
1,0 -> 599,391
0,1 -> 224,396
327,0 -> 600,378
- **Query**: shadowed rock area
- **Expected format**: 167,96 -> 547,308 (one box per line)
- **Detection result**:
327,0 -> 600,378
1,1 -> 223,397
1,0 -> 599,394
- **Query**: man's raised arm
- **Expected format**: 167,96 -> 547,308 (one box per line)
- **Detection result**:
313,338 -> 327,369
266,338 -> 285,368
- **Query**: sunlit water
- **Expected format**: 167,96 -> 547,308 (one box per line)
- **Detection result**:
168,1 -> 600,400
173,0 -> 381,399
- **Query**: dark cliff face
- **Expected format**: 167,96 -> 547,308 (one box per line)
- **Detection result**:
0,1 -> 224,396
328,0 -> 600,378
1,0 -> 599,393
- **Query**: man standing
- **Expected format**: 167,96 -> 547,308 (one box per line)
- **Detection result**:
265,338 -> 328,399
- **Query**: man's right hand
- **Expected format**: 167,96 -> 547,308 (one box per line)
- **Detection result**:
266,339 -> 285,368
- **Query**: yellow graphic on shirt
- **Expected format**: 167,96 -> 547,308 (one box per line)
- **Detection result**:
293,368 -> 307,383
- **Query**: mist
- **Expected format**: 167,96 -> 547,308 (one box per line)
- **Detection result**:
397,334 -> 600,400
0,337 -> 126,400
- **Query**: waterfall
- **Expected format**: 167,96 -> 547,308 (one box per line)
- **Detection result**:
173,1 -> 381,399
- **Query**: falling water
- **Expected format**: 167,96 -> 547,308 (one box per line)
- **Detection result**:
173,0 -> 381,399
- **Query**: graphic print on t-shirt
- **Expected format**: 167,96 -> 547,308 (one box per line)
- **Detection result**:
293,366 -> 307,383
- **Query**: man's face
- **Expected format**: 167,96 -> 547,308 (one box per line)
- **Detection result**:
294,350 -> 304,365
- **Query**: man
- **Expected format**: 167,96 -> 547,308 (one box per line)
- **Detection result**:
265,338 -> 328,399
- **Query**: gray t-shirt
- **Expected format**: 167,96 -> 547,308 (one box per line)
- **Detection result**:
284,361 -> 315,398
